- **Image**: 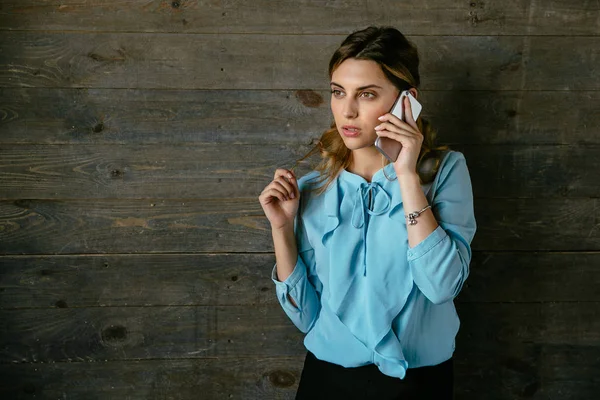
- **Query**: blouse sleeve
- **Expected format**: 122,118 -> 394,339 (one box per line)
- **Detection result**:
271,179 -> 322,333
407,151 -> 477,305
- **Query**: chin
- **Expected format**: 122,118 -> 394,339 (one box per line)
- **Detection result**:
341,137 -> 376,150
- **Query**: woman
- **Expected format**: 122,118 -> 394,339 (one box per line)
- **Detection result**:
258,26 -> 476,399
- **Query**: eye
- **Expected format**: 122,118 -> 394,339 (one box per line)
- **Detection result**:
360,92 -> 376,99
330,89 -> 344,97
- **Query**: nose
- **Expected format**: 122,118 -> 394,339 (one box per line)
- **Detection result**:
342,99 -> 358,119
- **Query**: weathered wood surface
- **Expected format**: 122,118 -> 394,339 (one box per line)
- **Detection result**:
1,1 -> 598,399
0,144 -> 598,199
1,0 -> 598,36
0,198 -> 598,254
2,32 -> 599,90
1,303 -> 599,398
1,347 -> 599,400
1,303 -> 598,363
462,252 -> 600,303
2,252 -> 599,309
2,88 -> 599,146
0,254 -> 279,308
0,305 -> 304,363
454,344 -> 600,399
0,356 -> 303,400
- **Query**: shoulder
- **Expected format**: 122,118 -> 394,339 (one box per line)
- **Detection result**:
296,170 -> 335,217
296,170 -> 325,193
437,150 -> 469,179
429,150 -> 473,198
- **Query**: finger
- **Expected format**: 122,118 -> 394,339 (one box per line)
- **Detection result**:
375,121 -> 418,136
263,187 -> 288,203
378,112 -> 403,127
272,178 -> 295,199
403,96 -> 419,130
376,116 -> 417,134
274,168 -> 295,181
375,128 -> 419,143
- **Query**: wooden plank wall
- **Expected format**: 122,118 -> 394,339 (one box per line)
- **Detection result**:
0,1 -> 598,398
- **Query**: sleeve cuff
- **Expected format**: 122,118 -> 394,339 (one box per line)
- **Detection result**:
271,254 -> 306,288
407,225 -> 448,261
271,255 -> 308,310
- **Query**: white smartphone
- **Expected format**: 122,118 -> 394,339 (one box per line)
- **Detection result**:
374,90 -> 422,162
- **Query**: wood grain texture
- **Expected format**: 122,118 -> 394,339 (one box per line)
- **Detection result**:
0,0 -> 598,36
2,252 -> 599,309
0,32 -> 533,90
0,198 -> 598,254
0,302 -> 598,400
2,32 -> 596,90
1,144 -> 599,199
454,344 -> 600,399
1,347 -> 599,400
2,88 -> 599,146
455,303 -> 600,348
0,305 -> 305,363
1,1 -> 598,398
461,252 -> 600,303
0,357 -> 303,400
0,254 -> 279,308
0,198 -> 271,254
1,303 -> 599,363
0,88 -> 330,146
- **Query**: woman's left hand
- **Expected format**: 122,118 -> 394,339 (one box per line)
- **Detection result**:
374,95 -> 423,177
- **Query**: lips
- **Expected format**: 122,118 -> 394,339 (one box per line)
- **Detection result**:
342,125 -> 361,137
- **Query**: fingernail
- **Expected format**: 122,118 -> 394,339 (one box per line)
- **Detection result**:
378,116 -> 385,121
290,193 -> 295,199
374,125 -> 382,130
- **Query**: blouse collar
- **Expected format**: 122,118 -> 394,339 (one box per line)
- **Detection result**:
321,163 -> 400,276
338,162 -> 397,185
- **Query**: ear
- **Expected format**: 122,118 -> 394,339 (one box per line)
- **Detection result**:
408,88 -> 418,99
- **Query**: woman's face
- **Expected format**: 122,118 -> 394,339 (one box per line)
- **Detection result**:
330,58 -> 403,151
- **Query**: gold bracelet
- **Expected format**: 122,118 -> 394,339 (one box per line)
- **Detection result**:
405,205 -> 431,225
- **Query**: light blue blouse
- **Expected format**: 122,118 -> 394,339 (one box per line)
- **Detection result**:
271,150 -> 477,379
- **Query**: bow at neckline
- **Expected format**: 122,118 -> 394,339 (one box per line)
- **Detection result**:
350,181 -> 392,276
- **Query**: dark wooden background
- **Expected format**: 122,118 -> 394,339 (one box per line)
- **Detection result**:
0,1 -> 598,399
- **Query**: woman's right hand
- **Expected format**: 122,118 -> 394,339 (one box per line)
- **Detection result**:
258,168 -> 300,230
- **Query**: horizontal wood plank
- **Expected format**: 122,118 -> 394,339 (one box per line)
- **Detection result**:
0,305 -> 304,363
2,88 -> 599,146
461,252 -> 600,303
455,303 -> 600,348
1,302 -> 598,384
1,32 -> 597,90
0,198 -> 598,254
0,88 -> 330,146
1,252 -> 599,309
0,254 -> 279,308
454,343 -> 600,399
0,0 -> 598,36
0,357 -> 302,399
0,32 -> 558,90
0,144 -> 598,198
1,346 -> 599,399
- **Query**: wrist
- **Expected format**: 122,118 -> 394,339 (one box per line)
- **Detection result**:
396,170 -> 420,183
271,222 -> 294,235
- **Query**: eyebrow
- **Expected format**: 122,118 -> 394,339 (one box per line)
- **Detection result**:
330,82 -> 383,91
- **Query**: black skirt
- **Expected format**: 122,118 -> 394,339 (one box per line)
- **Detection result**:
295,350 -> 454,400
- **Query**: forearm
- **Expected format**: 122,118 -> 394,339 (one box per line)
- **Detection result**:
398,172 -> 439,248
272,223 -> 299,307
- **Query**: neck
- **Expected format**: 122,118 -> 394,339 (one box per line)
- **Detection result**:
347,146 -> 388,182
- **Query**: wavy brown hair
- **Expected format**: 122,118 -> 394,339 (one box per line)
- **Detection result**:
292,26 -> 449,194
